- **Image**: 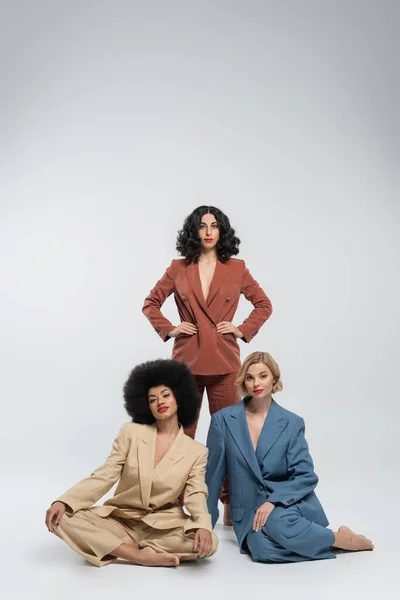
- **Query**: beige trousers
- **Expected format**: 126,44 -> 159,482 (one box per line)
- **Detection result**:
53,508 -> 218,567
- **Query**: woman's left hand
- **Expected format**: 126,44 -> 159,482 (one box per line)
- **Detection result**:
216,322 -> 243,338
252,501 -> 275,532
193,528 -> 213,558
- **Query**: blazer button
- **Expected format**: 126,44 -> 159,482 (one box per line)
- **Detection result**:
258,484 -> 264,491
226,296 -> 231,302
287,498 -> 295,504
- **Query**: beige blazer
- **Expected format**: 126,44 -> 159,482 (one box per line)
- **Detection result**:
56,423 -> 212,534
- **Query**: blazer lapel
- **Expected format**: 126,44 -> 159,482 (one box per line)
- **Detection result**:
223,401 -> 264,484
206,260 -> 228,308
137,424 -> 156,508
256,400 -> 289,463
152,427 -> 185,480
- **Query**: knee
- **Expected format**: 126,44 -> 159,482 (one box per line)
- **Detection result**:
264,507 -> 305,544
55,512 -> 74,534
264,507 -> 287,540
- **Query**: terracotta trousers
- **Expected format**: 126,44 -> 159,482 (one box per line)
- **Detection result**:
184,372 -> 239,504
53,508 -> 218,567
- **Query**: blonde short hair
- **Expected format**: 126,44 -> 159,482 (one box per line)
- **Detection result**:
235,351 -> 283,397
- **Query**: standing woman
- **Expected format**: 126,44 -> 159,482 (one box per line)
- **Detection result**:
142,206 -> 273,523
206,351 -> 374,562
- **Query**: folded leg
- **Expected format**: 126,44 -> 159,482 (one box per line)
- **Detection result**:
246,505 -> 335,563
53,509 -> 133,567
138,525 -> 218,562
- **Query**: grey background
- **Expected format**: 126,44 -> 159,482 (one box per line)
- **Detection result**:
1,1 -> 399,598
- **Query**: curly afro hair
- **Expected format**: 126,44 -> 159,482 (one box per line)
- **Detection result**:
176,205 -> 241,264
123,359 -> 201,427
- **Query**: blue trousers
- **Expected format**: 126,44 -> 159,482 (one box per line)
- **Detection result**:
246,505 -> 336,563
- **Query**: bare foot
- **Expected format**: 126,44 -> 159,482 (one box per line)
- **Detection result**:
335,525 -> 374,551
223,504 -> 233,526
138,546 -> 180,567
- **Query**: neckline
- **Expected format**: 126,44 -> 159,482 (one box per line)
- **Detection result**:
196,260 -> 218,304
243,400 -> 270,454
152,425 -> 182,470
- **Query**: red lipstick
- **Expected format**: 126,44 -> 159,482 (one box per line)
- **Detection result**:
157,406 -> 169,413
253,389 -> 264,395
205,238 -> 213,242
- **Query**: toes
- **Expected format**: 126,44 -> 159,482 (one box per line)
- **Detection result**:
224,519 -> 233,526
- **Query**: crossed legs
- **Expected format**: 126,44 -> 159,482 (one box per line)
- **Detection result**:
53,509 -> 217,568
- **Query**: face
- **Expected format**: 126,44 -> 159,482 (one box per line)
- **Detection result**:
198,213 -> 220,250
148,385 -> 178,421
244,362 -> 276,399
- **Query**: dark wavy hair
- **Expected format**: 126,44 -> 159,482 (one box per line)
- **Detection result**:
123,359 -> 201,427
176,206 -> 241,264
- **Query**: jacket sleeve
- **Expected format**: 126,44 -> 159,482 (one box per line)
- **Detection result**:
237,262 -> 273,343
142,261 -> 176,342
183,447 -> 213,534
205,414 -> 227,528
55,424 -> 130,514
267,418 -> 319,506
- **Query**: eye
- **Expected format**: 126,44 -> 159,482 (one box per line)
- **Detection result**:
261,374 -> 268,379
149,398 -> 156,404
162,393 -> 170,399
199,224 -> 205,229
211,223 -> 218,228
245,375 -> 253,381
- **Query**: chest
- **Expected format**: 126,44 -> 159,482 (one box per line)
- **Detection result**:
198,261 -> 217,302
153,435 -> 176,469
246,413 -> 268,451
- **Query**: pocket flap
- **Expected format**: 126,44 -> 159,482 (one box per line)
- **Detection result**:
230,507 -> 244,522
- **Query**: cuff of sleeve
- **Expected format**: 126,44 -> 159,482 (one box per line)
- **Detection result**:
52,499 -> 74,514
237,326 -> 259,343
156,324 -> 174,342
267,494 -> 296,507
237,326 -> 249,343
184,516 -> 213,535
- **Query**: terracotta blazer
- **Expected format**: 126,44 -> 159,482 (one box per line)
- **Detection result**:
56,423 -> 212,534
142,258 -> 272,376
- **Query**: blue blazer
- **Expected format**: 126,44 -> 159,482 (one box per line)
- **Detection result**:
206,399 -> 329,551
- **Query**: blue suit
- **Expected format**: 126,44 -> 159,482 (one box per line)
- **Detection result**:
206,399 -> 335,562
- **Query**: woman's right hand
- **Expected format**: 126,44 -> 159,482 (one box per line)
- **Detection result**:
168,322 -> 198,338
45,501 -> 66,532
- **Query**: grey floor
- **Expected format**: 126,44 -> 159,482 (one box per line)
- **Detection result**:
6,479 -> 399,600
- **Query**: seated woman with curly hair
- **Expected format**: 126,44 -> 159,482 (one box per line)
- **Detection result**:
45,359 -> 218,568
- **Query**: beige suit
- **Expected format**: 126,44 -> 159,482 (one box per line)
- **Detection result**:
53,423 -> 218,566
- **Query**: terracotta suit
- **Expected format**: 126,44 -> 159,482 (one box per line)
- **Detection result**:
143,257 -> 273,440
